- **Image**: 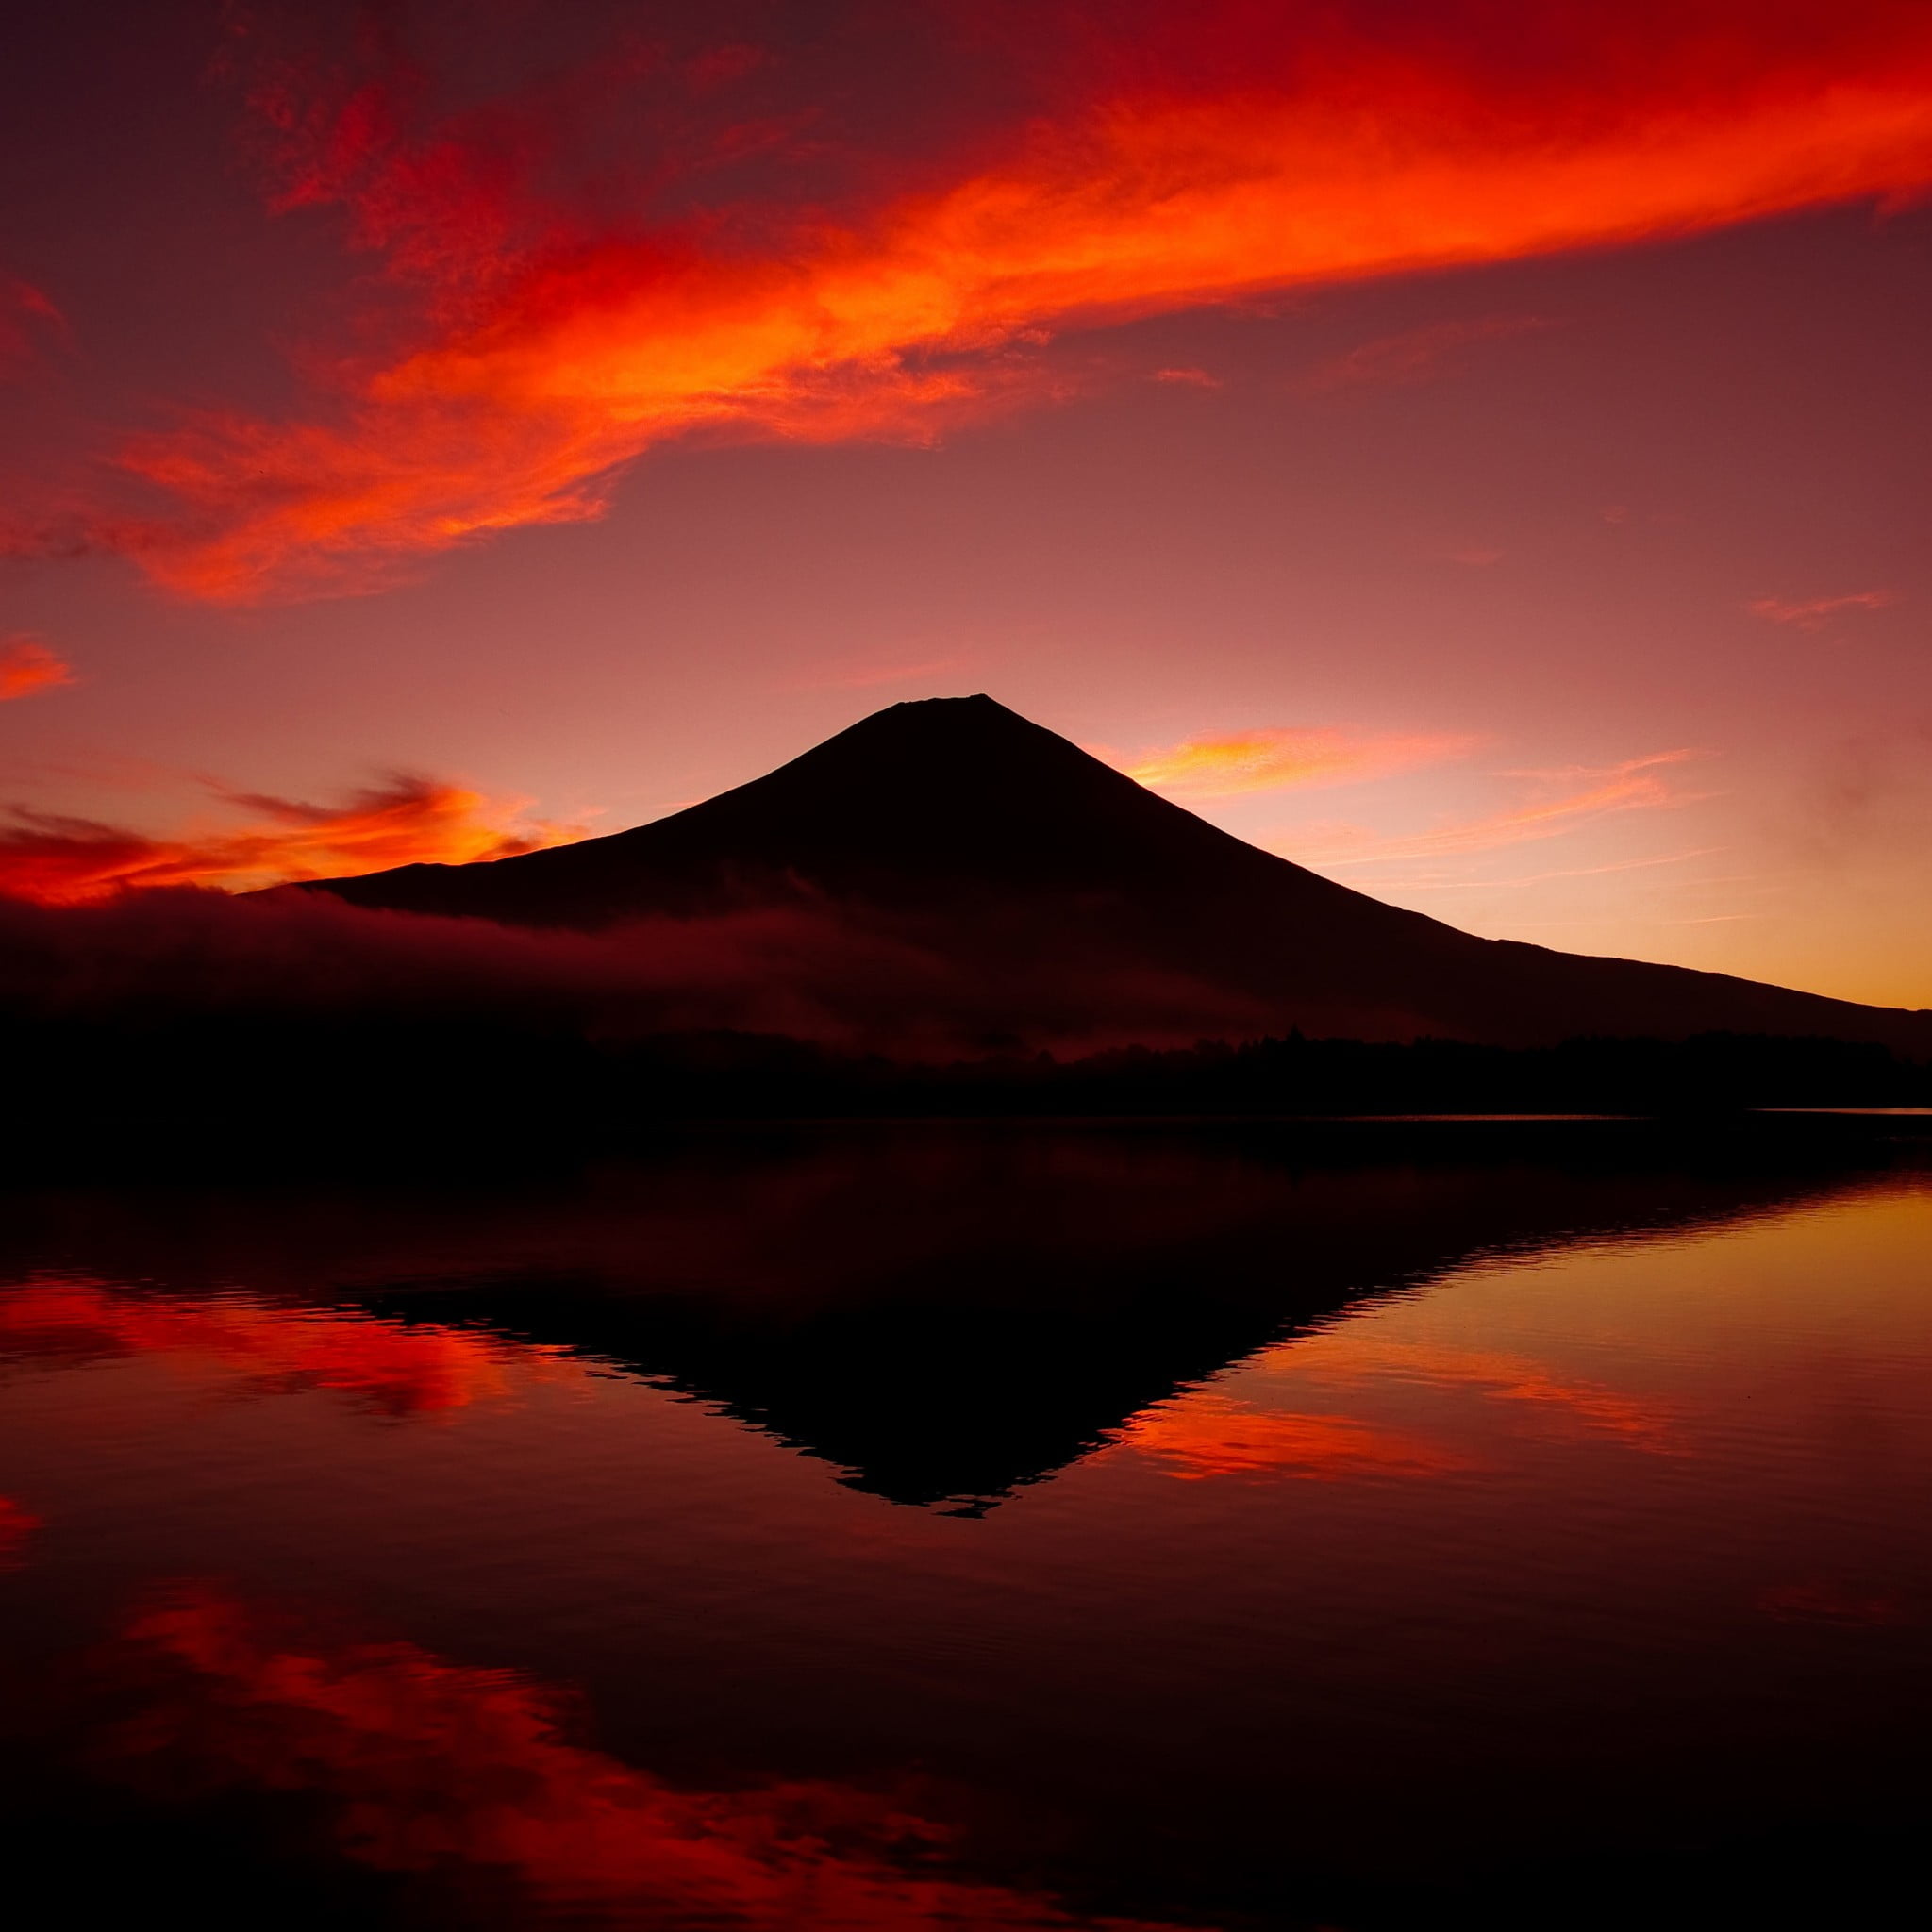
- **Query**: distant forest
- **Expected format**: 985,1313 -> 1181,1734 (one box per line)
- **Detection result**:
16,1009 -> 1928,1150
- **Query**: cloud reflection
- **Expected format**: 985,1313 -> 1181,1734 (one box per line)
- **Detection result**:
1111,1394 -> 1465,1482
0,1278 -> 558,1417
1108,1335 -> 1680,1484
86,1583 -> 1179,1930
0,1495 -> 40,1565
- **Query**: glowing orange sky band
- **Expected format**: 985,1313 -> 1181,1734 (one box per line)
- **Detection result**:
125,35 -> 1932,601
0,774 -> 584,904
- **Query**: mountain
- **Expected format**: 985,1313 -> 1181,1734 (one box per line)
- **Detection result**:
291,694 -> 1932,1052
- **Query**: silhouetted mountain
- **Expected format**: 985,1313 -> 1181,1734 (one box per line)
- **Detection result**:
293,695 -> 1932,1052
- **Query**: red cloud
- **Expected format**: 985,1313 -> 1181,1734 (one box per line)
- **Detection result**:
1747,590 -> 1897,629
0,636 -> 75,701
53,2 -> 1932,601
0,773 -> 588,904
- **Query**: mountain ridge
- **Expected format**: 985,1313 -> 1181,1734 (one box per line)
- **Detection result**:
287,695 -> 1932,1054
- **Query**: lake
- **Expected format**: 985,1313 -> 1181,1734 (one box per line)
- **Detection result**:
2,1122 -> 1928,1928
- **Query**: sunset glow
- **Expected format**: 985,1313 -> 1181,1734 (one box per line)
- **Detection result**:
7,15 -> 1932,1917
85,8 -> 1932,603
0,1278 -> 556,1415
92,1583 -> 1190,1930
3,0 -> 1931,1006
1112,1333 -> 1677,1484
1113,1394 -> 1465,1482
1123,726 -> 1472,798
0,774 -> 587,903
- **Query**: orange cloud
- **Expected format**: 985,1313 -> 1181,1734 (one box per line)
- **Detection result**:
0,772 -> 589,905
1298,315 -> 1549,393
1122,725 -> 1471,798
70,3 -> 1932,600
1151,365 -> 1220,387
1112,1392 -> 1465,1481
1283,751 -> 1702,867
92,1583 -> 1185,1929
0,635 -> 75,701
1747,590 -> 1897,628
0,1277 -> 553,1416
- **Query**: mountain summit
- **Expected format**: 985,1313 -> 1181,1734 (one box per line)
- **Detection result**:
292,695 -> 1931,1051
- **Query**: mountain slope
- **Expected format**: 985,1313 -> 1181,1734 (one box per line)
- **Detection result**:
290,696 -> 1932,1052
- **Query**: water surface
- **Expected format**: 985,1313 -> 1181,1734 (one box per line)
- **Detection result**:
3,1125 -> 1928,1928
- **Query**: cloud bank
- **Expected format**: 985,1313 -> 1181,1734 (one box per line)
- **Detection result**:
35,0 -> 1932,601
0,773 -> 588,903
0,885 -> 1267,1059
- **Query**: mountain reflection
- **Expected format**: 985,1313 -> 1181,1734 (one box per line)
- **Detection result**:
74,1582 -> 1178,1932
0,1126 -> 1898,1507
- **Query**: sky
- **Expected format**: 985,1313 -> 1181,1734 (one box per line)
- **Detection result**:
1,0 -> 1929,1007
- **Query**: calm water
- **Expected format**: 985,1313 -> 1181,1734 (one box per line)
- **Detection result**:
2,1125 -> 1929,1929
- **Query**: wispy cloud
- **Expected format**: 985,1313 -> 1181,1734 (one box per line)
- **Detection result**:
1152,365 -> 1222,387
0,277 -> 63,380
1119,725 -> 1473,799
1747,590 -> 1896,629
33,5 -> 1932,600
0,774 -> 591,904
0,636 -> 75,702
1298,315 -> 1550,394
1280,751 -> 1704,866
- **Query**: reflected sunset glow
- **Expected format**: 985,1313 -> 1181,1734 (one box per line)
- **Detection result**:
1111,1394 -> 1465,1482
0,1278 -> 556,1416
92,1582 -> 1182,1931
